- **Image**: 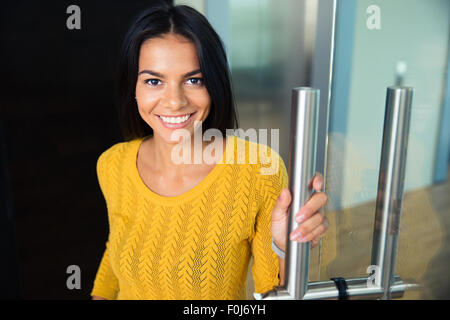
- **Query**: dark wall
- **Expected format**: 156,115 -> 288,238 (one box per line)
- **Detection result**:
0,0 -> 170,299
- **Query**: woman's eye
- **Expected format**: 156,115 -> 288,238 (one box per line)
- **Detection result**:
145,79 -> 162,86
186,78 -> 203,86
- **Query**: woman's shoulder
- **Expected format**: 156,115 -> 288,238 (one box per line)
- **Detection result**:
96,136 -> 144,169
228,135 -> 285,176
226,135 -> 288,201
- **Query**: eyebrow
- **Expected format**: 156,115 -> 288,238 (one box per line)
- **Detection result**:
138,69 -> 202,78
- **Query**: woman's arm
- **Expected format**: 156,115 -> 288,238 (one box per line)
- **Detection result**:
91,153 -> 120,299
90,241 -> 119,300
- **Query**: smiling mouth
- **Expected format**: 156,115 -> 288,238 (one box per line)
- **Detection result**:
157,112 -> 195,124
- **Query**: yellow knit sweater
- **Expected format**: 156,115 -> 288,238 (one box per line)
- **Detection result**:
91,135 -> 288,300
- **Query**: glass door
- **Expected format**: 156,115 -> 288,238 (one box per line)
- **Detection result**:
323,0 -> 450,299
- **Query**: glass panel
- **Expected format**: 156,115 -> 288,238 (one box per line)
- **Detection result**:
324,0 -> 450,299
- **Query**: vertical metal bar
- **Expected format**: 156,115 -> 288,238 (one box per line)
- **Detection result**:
371,86 -> 414,300
256,87 -> 320,300
286,87 -> 320,299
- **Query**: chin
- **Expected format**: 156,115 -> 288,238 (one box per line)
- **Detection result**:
162,130 -> 194,145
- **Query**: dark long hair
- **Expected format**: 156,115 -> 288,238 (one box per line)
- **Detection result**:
116,3 -> 239,141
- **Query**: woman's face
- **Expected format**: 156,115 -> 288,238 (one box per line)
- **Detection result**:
135,33 -> 211,145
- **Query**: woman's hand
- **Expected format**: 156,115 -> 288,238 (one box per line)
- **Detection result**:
270,173 -> 328,252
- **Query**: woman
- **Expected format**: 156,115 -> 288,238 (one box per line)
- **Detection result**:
91,3 -> 328,300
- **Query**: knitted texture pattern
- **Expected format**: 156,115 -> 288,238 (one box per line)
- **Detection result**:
91,135 -> 289,300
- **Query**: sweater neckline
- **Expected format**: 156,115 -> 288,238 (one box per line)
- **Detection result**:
131,135 -> 230,205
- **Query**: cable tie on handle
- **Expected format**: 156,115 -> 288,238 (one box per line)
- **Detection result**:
331,277 -> 349,300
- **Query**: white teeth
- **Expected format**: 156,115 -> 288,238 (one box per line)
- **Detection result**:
159,114 -> 191,124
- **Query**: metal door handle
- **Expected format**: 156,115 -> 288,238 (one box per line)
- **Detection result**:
255,87 -> 320,300
255,86 -> 419,300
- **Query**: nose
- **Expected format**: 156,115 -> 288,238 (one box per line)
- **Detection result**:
161,82 -> 188,110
